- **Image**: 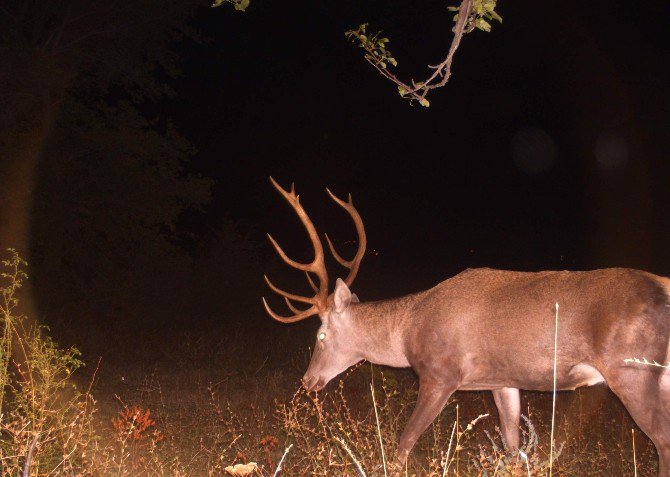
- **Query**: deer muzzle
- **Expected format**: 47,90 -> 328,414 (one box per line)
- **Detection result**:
301,374 -> 324,392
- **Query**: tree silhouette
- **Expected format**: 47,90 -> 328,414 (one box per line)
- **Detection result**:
0,1 -> 212,323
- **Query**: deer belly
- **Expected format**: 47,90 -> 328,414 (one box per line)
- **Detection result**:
458,362 -> 605,391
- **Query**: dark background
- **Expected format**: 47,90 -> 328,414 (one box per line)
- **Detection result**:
2,0 -> 668,362
183,0 -> 670,279
177,0 -> 670,304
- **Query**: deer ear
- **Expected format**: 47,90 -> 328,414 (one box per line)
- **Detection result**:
333,278 -> 352,313
351,293 -> 360,303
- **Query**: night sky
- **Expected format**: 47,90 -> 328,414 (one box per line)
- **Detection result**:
164,0 -> 670,303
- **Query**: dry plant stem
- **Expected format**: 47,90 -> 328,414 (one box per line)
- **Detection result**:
632,429 -> 637,477
370,383 -> 388,477
624,356 -> 670,368
272,443 -> 293,477
492,456 -> 502,477
455,404 -> 460,476
520,450 -> 531,477
368,0 -> 473,103
549,302 -> 559,477
76,356 -> 101,443
0,309 -> 11,410
21,433 -> 38,477
0,252 -> 25,411
333,436 -> 367,477
441,420 -> 457,477
48,441 -> 79,475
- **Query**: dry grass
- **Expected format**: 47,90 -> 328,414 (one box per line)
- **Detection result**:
81,362 -> 659,476
2,348 -> 662,476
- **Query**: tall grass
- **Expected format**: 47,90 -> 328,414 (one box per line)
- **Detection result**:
549,302 -> 559,476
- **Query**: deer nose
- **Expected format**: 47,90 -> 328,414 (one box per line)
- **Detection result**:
302,375 -> 319,392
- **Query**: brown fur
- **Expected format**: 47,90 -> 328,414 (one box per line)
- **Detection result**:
302,268 -> 670,476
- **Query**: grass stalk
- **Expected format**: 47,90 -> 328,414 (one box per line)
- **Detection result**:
334,436 -> 367,477
441,420 -> 457,477
632,429 -> 637,477
492,457 -> 501,477
456,403 -> 460,476
272,443 -> 293,477
549,302 -> 559,477
370,382 -> 388,477
520,450 -> 531,477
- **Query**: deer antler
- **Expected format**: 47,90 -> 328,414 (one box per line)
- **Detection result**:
324,189 -> 367,287
262,177 -> 329,323
263,178 -> 367,323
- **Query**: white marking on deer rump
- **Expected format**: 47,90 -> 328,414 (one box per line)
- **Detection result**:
566,363 -> 605,389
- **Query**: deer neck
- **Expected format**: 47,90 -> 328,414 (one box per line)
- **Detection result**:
349,301 -> 411,368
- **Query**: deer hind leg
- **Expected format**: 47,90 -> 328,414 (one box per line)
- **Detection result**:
607,368 -> 670,477
492,387 -> 521,451
395,378 -> 457,468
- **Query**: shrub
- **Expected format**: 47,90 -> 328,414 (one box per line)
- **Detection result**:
0,250 -> 95,476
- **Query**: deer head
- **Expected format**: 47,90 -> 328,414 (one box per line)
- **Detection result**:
262,177 -> 366,391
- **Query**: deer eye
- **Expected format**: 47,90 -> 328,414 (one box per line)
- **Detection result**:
318,332 -> 326,341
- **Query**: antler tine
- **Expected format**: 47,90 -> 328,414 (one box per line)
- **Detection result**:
325,187 -> 367,287
264,275 -> 317,305
262,297 -> 319,324
305,272 -> 319,294
266,234 -> 315,272
269,178 -> 325,267
284,297 -> 308,314
264,177 -> 330,321
324,233 -> 349,268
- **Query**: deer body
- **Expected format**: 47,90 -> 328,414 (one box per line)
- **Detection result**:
377,267 -> 668,393
263,178 -> 670,476
321,267 -> 670,392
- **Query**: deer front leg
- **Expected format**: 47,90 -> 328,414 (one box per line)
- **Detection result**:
492,387 -> 520,451
395,379 -> 457,467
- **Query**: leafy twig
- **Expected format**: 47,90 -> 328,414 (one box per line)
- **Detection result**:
212,0 -> 250,12
347,0 -> 502,106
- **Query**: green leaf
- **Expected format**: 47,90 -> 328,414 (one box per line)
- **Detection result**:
419,98 -> 430,107
211,0 -> 250,11
476,18 -> 491,32
234,0 -> 250,11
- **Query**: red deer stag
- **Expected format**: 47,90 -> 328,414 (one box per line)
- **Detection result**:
262,177 -> 670,475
